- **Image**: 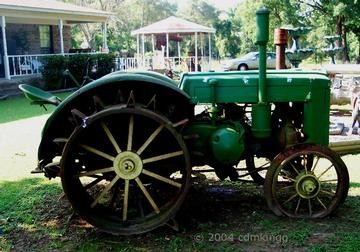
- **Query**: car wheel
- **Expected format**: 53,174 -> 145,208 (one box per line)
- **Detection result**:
238,64 -> 248,71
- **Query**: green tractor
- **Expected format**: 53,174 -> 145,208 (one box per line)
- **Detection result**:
20,8 -> 349,235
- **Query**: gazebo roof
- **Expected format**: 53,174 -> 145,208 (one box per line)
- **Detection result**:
131,16 -> 215,35
0,0 -> 112,25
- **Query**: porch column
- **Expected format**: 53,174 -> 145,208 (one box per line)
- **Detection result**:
102,22 -> 108,52
1,16 -> 10,79
195,32 -> 198,72
58,19 -> 64,55
208,33 -> 212,70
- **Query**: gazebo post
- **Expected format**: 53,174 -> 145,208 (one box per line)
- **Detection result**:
102,22 -> 108,52
136,34 -> 140,67
151,34 -> 155,52
166,33 -> 169,58
141,33 -> 145,68
177,41 -> 181,63
195,32 -> 198,72
208,33 -> 212,70
201,33 -> 204,59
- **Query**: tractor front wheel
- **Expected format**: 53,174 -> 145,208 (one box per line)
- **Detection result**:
264,144 -> 349,218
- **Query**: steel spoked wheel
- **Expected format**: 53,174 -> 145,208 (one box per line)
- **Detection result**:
60,106 -> 191,235
264,144 -> 349,218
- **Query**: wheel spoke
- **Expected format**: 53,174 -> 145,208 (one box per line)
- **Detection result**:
316,196 -> 327,210
127,115 -> 134,151
308,199 -> 312,217
289,162 -> 300,175
320,179 -> 338,183
91,175 -> 120,208
278,184 -> 295,191
303,155 -> 308,174
317,164 -> 334,179
310,156 -> 320,172
101,122 -> 122,154
142,169 -> 182,188
135,177 -> 160,214
320,189 -> 335,197
295,197 -> 301,215
76,167 -> 114,177
84,177 -> 104,190
142,151 -> 184,164
280,174 -> 296,182
283,192 -> 298,204
79,144 -> 115,162
123,179 -> 130,221
136,125 -> 164,155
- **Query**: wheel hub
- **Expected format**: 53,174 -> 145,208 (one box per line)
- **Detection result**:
113,151 -> 143,180
295,173 -> 321,199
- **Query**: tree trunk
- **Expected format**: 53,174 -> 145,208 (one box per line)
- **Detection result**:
342,27 -> 350,63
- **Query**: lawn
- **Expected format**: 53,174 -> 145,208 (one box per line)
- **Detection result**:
0,91 -> 72,124
1,178 -> 360,251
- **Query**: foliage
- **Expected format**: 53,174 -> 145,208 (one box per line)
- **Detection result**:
39,55 -> 68,90
214,19 -> 241,58
92,53 -> 116,79
40,53 -> 115,89
60,0 -> 360,62
68,54 -> 93,86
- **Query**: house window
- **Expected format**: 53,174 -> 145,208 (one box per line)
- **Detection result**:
39,25 -> 52,54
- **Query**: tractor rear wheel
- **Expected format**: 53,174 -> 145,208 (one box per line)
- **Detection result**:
245,156 -> 271,185
60,106 -> 191,235
264,144 -> 349,218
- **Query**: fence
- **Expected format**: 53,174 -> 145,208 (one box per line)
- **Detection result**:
6,54 -> 212,79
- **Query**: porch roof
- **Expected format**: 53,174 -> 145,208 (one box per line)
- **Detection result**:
0,0 -> 112,25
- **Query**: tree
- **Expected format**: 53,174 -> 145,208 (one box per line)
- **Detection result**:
214,11 -> 242,57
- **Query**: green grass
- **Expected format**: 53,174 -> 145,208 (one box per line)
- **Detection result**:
0,91 -> 72,124
1,179 -> 360,251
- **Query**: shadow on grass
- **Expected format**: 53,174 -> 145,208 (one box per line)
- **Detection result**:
1,178 -> 360,251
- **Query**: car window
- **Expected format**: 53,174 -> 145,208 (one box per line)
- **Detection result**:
267,53 -> 276,59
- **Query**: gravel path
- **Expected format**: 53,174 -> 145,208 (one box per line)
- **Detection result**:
1,114 -> 359,182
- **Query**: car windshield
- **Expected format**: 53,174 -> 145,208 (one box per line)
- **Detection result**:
240,52 -> 258,60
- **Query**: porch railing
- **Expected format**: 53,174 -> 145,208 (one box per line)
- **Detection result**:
7,52 -> 100,78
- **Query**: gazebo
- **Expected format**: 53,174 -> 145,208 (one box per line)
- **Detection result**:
131,16 -> 215,72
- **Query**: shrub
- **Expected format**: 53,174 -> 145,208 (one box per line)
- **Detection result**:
40,55 -> 68,90
91,53 -> 116,79
68,54 -> 95,86
40,53 -> 115,90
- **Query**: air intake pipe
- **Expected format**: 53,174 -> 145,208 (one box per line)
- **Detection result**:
251,7 -> 272,138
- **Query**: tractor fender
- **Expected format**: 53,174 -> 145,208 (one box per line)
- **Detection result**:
37,71 -> 191,170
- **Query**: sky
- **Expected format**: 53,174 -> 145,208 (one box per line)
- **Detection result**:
171,0 -> 244,11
